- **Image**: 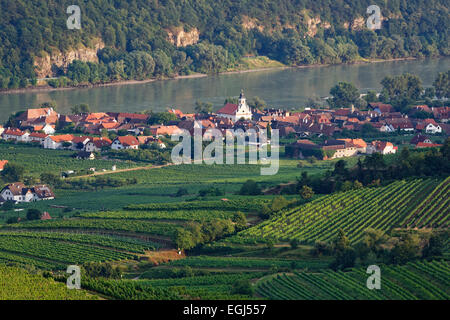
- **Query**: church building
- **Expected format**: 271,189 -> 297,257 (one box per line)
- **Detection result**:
216,90 -> 253,122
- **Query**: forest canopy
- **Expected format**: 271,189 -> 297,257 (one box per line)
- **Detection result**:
0,0 -> 448,89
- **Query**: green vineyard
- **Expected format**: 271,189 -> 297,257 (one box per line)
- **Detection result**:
0,233 -> 136,266
166,256 -> 329,271
239,179 -> 448,244
5,219 -> 179,238
0,266 -> 96,300
80,209 -> 239,221
256,260 -> 450,300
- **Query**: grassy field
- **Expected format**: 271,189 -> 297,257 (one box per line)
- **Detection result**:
0,142 -> 138,177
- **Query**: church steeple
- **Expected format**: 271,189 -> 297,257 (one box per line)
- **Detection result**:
239,89 -> 246,106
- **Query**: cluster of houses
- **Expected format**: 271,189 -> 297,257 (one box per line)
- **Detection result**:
266,103 -> 449,138
287,138 -> 398,160
0,92 -> 448,161
0,182 -> 55,204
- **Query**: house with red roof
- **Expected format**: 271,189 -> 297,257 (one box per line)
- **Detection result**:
369,102 -> 394,114
366,141 -> 397,155
150,125 -> 183,137
43,134 -> 74,149
111,136 -> 139,150
0,160 -> 8,171
216,91 -> 252,122
29,132 -> 49,145
40,212 -> 52,220
1,128 -> 30,142
415,142 -> 443,149
84,137 -> 112,152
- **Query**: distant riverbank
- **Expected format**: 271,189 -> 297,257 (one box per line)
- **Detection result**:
0,56 -> 420,95
0,57 -> 447,123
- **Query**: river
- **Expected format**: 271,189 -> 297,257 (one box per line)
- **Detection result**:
0,58 -> 448,122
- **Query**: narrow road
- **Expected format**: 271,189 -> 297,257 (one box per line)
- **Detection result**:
66,163 -> 174,179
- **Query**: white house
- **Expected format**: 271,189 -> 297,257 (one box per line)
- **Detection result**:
379,124 -> 395,133
425,123 -> 442,134
216,90 -> 253,122
29,132 -> 49,145
111,136 -> 139,150
41,124 -> 56,135
0,183 -> 55,203
0,183 -> 34,203
85,138 -> 112,152
2,128 -> 30,142
44,135 -> 74,149
366,141 -> 397,155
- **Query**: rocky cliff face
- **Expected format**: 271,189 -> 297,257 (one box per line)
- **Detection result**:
34,40 -> 105,78
166,27 -> 200,47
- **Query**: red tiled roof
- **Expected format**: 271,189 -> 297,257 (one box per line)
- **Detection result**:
116,136 -> 139,146
71,136 -> 92,144
0,160 -> 8,170
416,142 -> 442,148
29,132 -> 48,139
118,113 -> 149,120
217,103 -> 239,115
49,134 -> 74,142
3,128 -> 25,136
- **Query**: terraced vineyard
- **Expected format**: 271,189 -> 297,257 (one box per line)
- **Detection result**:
137,273 -> 266,300
166,256 -> 329,271
5,219 -> 179,238
239,179 -> 446,244
79,210 -> 239,221
125,199 -> 268,212
0,266 -> 97,300
0,233 -> 137,266
401,177 -> 450,228
256,260 -> 450,300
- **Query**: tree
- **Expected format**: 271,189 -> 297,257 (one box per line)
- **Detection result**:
300,185 -> 314,199
26,209 -> 42,221
71,104 -> 90,114
329,82 -> 359,108
232,279 -> 253,295
290,238 -> 299,249
422,233 -> 445,258
194,100 -> 213,114
239,179 -> 261,195
333,229 -> 350,253
333,160 -> 348,177
232,212 -> 247,230
39,101 -> 57,111
390,234 -> 420,264
175,229 -> 195,250
148,112 -> 178,125
433,70 -> 449,99
248,96 -> 267,111
1,163 -> 25,183
153,50 -> 173,77
364,90 -> 378,103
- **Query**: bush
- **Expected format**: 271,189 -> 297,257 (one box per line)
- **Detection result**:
26,209 -> 42,221
239,179 -> 262,195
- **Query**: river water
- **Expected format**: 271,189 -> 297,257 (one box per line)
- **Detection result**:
0,58 -> 448,122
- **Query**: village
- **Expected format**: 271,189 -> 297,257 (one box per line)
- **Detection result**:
0,90 -> 449,205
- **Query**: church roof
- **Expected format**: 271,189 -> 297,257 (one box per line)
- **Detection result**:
217,103 -> 239,115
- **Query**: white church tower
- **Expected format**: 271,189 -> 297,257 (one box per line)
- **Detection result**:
217,90 -> 253,122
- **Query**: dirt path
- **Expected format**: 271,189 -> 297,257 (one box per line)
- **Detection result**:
66,163 -> 174,179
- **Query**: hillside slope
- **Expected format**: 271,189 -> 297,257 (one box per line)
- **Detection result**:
0,0 -> 448,88
238,178 -> 449,244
